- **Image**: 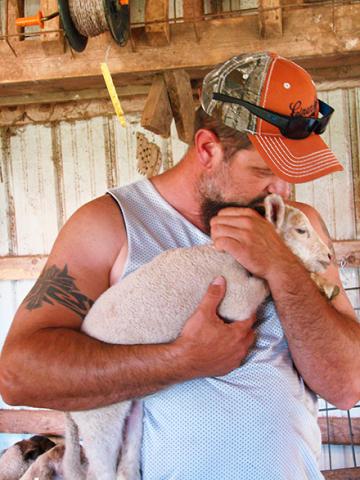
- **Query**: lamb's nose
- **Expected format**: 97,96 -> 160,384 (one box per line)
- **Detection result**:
328,253 -> 332,261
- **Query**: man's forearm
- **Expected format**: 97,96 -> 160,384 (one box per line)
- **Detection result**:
267,262 -> 360,409
0,328 -> 188,411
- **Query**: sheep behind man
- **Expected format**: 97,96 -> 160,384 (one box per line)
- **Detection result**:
63,194 -> 337,480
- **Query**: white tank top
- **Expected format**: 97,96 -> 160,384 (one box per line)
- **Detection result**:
108,179 -> 324,480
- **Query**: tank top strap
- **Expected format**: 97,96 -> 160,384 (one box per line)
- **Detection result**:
107,179 -> 209,278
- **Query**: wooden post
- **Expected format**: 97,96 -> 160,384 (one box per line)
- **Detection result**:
144,0 -> 170,47
39,0 -> 65,54
183,0 -> 204,21
141,75 -> 173,137
6,0 -> 24,43
164,69 -> 195,144
259,0 -> 283,38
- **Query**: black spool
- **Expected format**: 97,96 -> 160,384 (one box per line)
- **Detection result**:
57,0 -> 129,52
57,0 -> 88,52
104,0 -> 130,47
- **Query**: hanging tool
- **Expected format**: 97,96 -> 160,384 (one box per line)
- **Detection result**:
16,11 -> 59,29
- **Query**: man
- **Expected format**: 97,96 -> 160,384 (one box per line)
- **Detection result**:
0,52 -> 359,479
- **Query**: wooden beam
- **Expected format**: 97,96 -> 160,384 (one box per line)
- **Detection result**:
141,75 -> 173,137
322,468 -> 360,480
0,409 -> 65,435
164,69 -> 195,144
0,85 -> 150,107
259,0 -> 283,38
0,241 -> 358,280
319,416 -> 360,446
0,95 -> 148,127
144,0 -> 170,47
1,3 -> 360,97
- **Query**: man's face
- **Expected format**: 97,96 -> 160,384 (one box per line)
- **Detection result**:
198,145 -> 291,233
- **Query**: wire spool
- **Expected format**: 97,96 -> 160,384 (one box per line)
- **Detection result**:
58,0 -> 129,52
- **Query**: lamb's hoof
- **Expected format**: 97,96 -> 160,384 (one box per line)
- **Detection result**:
327,284 -> 340,301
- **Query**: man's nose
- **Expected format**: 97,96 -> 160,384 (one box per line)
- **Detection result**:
267,179 -> 291,199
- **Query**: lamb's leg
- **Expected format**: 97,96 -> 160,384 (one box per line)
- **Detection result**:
117,400 -> 143,480
63,413 -> 86,480
71,401 -> 132,480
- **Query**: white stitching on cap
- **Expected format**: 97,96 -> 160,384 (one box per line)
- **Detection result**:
256,136 -> 340,176
259,136 -> 337,169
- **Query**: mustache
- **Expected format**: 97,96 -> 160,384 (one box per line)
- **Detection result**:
201,195 -> 266,235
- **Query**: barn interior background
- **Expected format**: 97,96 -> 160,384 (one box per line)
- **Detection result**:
0,0 -> 360,477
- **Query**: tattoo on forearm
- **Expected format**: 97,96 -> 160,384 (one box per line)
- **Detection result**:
24,265 -> 94,319
317,213 -> 337,265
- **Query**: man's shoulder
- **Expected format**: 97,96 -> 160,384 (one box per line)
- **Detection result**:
56,194 -> 126,261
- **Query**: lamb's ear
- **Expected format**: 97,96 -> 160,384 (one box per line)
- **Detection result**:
265,194 -> 285,231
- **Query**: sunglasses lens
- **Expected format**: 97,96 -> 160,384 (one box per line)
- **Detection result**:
283,117 -> 312,139
314,117 -> 330,135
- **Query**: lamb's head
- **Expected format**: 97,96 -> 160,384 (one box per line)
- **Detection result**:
264,194 -> 332,274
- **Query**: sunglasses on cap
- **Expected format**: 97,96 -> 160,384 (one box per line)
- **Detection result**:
212,92 -> 334,140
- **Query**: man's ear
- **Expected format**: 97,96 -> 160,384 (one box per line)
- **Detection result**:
194,129 -> 223,169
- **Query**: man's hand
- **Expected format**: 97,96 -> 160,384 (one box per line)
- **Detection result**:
210,207 -> 299,280
175,276 -> 256,378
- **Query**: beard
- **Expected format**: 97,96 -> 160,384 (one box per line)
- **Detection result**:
200,196 -> 266,235
197,162 -> 266,234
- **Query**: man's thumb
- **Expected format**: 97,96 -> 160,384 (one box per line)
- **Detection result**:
205,275 -> 226,303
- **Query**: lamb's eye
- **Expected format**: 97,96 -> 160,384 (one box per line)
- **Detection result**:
296,228 -> 306,234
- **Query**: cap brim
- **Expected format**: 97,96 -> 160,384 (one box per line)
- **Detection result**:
248,133 -> 343,184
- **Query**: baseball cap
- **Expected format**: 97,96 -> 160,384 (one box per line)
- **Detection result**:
200,51 -> 343,184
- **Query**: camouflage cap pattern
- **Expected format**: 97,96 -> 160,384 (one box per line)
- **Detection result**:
201,52 -> 273,134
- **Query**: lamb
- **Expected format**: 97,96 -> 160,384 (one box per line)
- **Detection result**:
0,435 -> 55,480
63,194 -> 338,480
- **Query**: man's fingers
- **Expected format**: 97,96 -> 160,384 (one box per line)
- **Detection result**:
216,207 -> 262,217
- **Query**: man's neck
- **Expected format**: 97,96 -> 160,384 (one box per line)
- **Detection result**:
150,158 -> 205,231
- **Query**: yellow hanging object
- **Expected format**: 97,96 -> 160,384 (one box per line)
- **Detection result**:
100,63 -> 126,127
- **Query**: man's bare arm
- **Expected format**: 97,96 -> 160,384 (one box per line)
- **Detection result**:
266,203 -> 360,409
210,203 -> 360,409
0,197 -> 255,411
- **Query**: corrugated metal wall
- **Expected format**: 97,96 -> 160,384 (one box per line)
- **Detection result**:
0,89 -> 359,468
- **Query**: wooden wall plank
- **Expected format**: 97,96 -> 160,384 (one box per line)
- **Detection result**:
8,124 -> 58,255
0,128 -> 10,256
349,89 -> 360,239
59,117 -> 109,221
295,90 -> 356,241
